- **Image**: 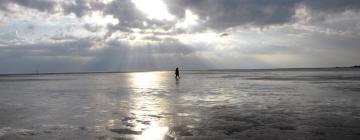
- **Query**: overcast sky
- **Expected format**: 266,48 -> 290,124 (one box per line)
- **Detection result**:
0,0 -> 360,74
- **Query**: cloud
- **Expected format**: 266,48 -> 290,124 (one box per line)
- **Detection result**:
0,0 -> 57,12
164,0 -> 360,30
0,35 -> 211,73
302,0 -> 360,13
0,0 -> 360,73
219,33 -> 229,37
2,0 -> 360,32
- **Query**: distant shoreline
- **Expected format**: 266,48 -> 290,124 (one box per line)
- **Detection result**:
0,66 -> 359,76
335,65 -> 360,69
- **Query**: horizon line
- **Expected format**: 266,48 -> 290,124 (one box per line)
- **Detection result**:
0,66 -> 359,76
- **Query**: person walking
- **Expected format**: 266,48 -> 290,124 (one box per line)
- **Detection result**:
175,67 -> 180,79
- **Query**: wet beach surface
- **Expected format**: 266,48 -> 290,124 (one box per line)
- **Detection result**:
0,69 -> 360,140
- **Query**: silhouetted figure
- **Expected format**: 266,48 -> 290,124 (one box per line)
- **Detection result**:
175,67 -> 180,79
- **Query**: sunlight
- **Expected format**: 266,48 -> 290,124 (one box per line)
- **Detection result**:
176,9 -> 199,29
136,121 -> 169,140
101,0 -> 114,4
131,0 -> 175,20
129,72 -> 171,140
130,72 -> 160,90
84,11 -> 119,26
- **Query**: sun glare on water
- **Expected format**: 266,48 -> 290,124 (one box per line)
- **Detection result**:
129,72 -> 171,140
131,0 -> 175,20
130,72 -> 160,90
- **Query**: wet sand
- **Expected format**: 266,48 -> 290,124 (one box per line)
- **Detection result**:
0,69 -> 360,140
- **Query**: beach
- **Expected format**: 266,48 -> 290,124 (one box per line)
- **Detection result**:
0,69 -> 360,140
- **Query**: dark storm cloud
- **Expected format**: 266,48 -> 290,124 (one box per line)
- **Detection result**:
164,0 -> 360,30
62,0 -> 97,17
165,0 -> 299,29
1,0 -> 360,31
0,38 -> 92,58
0,0 -> 104,16
0,0 -> 56,12
103,0 -> 143,26
101,0 -> 179,36
0,37 -> 94,73
0,37 -> 210,73
0,36 -> 197,58
302,0 -> 360,13
83,23 -> 99,32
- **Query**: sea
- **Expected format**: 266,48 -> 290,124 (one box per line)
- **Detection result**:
0,68 -> 359,140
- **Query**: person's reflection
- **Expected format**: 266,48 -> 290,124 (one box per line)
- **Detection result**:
175,78 -> 179,85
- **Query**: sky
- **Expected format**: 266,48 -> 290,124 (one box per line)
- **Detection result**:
0,0 -> 360,74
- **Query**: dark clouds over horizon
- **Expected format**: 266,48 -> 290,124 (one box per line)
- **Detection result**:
0,0 -> 360,74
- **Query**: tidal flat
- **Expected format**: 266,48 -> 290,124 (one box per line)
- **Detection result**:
0,69 -> 360,140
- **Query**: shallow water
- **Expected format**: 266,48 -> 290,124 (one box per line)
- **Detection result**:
0,69 -> 360,140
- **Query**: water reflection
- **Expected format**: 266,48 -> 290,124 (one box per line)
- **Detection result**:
130,72 -> 160,90
129,72 -> 171,140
